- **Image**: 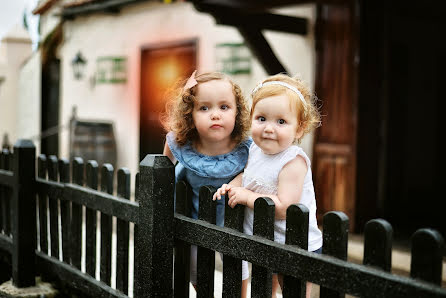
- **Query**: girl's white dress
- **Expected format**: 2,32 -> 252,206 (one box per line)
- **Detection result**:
241,143 -> 323,280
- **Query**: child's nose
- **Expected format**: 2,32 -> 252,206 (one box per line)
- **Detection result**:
264,123 -> 274,132
211,110 -> 221,120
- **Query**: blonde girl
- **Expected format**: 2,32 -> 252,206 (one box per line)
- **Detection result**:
162,70 -> 251,287
214,73 -> 323,298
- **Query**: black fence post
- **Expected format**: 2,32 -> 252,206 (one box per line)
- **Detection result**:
320,211 -> 349,298
116,167 -> 130,295
85,160 -> 98,277
47,155 -> 59,260
174,180 -> 192,298
37,155 -> 48,255
222,192 -> 244,298
71,157 -> 84,270
1,149 -> 11,236
251,197 -> 275,298
134,155 -> 174,297
283,204 -> 309,298
363,218 -> 392,272
410,228 -> 444,285
11,139 -> 36,287
100,163 -> 114,286
197,185 -> 217,298
58,158 -> 71,264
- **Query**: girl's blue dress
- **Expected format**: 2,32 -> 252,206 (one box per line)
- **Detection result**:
166,132 -> 252,226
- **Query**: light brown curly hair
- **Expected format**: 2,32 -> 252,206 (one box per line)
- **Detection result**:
161,72 -> 250,146
251,74 -> 321,144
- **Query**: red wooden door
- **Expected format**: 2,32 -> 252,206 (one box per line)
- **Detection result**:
139,40 -> 197,161
313,3 -> 359,229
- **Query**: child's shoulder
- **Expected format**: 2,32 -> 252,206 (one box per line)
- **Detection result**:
283,145 -> 311,169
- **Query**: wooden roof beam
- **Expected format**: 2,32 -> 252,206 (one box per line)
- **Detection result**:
237,26 -> 288,75
62,0 -> 144,19
194,2 -> 308,35
192,0 -> 313,12
192,0 -> 347,11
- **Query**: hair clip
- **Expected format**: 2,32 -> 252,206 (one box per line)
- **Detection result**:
251,81 -> 306,105
184,70 -> 198,91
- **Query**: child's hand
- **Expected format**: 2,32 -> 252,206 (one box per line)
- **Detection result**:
213,184 -> 232,201
227,187 -> 252,208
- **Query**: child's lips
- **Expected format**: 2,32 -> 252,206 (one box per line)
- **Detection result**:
211,124 -> 223,129
262,137 -> 275,141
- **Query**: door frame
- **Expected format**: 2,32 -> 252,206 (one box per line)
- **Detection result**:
138,38 -> 198,161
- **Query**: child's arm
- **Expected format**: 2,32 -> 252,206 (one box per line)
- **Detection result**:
163,142 -> 176,164
212,172 -> 243,201
228,156 -> 307,220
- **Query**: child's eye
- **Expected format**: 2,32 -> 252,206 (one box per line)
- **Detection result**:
278,119 -> 286,124
221,105 -> 229,110
257,116 -> 266,122
199,106 -> 209,111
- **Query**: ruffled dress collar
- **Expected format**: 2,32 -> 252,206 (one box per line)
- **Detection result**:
166,132 -> 251,178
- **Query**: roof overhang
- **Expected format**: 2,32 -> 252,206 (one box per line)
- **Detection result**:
192,0 -> 313,74
62,0 -> 149,19
32,0 -> 61,15
61,0 -> 345,75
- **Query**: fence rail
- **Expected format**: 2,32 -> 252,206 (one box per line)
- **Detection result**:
0,140 -> 445,298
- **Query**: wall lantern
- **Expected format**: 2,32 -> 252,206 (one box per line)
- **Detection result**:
71,51 -> 87,80
0,77 -> 4,95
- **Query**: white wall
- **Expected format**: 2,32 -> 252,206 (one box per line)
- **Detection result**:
59,2 -> 316,175
0,25 -> 32,147
17,51 -> 41,154
38,2 -> 63,40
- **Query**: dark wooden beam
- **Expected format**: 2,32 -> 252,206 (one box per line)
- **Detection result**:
191,0 -> 350,12
237,25 -> 288,75
62,0 -> 146,19
194,2 -> 308,35
193,0 -> 311,12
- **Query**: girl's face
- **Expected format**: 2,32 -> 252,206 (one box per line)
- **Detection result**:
192,79 -> 237,145
251,94 -> 303,154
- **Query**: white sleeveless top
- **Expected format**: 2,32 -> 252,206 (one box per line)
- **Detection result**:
242,143 -> 322,251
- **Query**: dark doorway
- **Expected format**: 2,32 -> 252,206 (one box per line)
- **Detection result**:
356,2 -> 445,241
41,58 -> 60,156
139,40 -> 197,162
383,9 -> 444,240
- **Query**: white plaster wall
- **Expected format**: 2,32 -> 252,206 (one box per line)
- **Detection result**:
40,12 -> 60,40
39,1 -> 66,40
0,31 -> 32,147
17,51 -> 41,154
59,2 -> 316,175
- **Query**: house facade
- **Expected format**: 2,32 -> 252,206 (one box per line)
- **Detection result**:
31,0 -> 317,176
10,0 -> 445,241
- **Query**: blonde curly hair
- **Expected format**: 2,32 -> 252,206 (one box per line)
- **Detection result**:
251,74 -> 321,143
161,72 -> 250,146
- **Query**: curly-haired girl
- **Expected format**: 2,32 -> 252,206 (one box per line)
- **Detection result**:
162,70 -> 252,287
